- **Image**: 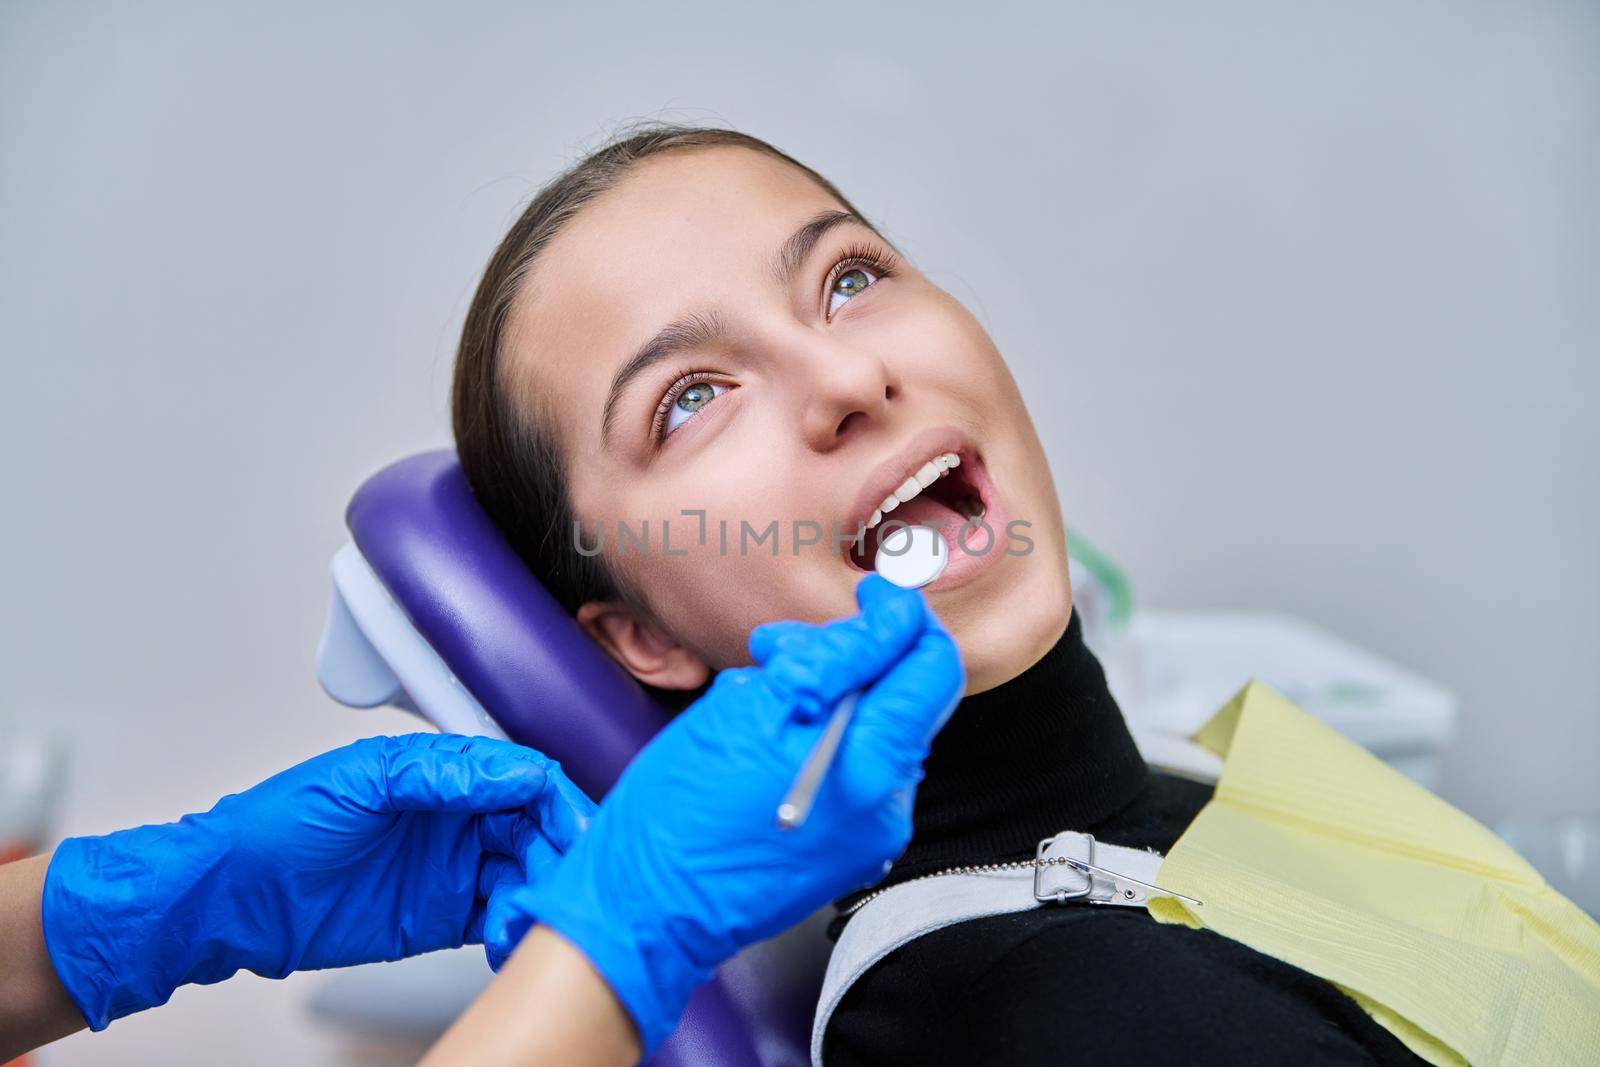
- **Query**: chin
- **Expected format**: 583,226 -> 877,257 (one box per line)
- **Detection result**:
931,548 -> 1073,695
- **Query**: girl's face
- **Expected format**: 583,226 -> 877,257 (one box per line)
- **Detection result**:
502,147 -> 1071,694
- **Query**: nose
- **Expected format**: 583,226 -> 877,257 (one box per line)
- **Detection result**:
789,335 -> 901,451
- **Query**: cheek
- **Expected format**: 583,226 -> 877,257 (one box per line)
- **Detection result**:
943,301 -> 1017,390
599,454 -> 862,667
588,463 -> 806,653
616,542 -> 855,671
887,291 -> 1015,402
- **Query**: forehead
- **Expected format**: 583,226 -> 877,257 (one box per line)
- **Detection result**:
543,146 -> 841,292
502,147 -> 844,442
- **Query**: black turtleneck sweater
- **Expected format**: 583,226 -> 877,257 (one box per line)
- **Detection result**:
821,612 -> 1426,1066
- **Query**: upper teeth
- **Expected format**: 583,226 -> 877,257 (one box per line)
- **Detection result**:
866,452 -> 961,529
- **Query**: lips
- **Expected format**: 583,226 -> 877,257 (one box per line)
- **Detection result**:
863,451 -> 963,531
843,427 -> 993,573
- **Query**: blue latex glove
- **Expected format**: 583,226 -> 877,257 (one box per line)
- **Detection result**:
476,755 -> 599,972
484,574 -> 965,1053
41,733 -> 591,1030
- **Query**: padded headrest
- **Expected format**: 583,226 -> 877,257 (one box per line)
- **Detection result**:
345,450 -> 667,798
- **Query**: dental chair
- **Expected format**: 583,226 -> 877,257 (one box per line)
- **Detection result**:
315,450 -> 825,1067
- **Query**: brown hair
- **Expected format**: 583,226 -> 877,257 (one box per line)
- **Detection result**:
451,121 -> 875,616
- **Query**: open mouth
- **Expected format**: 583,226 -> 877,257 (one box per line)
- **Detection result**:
847,448 -> 990,573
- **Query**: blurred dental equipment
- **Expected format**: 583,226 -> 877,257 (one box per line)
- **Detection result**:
1104,611 -> 1458,790
0,731 -> 62,868
777,523 -> 949,830
1061,531 -> 1458,791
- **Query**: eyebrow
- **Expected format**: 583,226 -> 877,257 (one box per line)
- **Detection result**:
599,209 -> 867,444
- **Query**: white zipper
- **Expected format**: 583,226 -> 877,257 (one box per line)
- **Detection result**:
841,854 -> 1077,917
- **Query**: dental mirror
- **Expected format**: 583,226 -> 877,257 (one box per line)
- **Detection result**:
873,523 -> 949,590
777,523 -> 948,830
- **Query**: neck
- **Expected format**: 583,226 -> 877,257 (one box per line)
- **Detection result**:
882,609 -> 1149,885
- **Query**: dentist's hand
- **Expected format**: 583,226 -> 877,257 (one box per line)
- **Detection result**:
483,574 -> 965,1054
41,733 -> 593,1030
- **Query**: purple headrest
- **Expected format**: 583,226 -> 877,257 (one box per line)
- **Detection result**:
345,449 -> 666,798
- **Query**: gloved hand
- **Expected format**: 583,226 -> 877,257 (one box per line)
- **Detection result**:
41,733 -> 593,1030
475,752 -> 599,972
484,574 -> 964,1053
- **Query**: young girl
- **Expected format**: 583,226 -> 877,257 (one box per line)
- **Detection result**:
449,123 -> 1426,1065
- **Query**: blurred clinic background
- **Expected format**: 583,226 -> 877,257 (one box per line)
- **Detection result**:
3,1 -> 1598,1063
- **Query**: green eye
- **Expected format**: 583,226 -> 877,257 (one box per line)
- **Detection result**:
663,380 -> 727,436
676,383 -> 716,414
833,268 -> 871,299
828,265 -> 880,316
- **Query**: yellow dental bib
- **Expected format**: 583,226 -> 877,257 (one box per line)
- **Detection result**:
1147,681 -> 1600,1064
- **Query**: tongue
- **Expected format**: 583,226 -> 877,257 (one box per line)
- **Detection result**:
859,495 -> 966,570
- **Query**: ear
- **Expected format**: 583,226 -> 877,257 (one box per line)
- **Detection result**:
576,600 -> 711,691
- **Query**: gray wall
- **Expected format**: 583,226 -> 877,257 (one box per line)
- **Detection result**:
3,2 -> 1596,1062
